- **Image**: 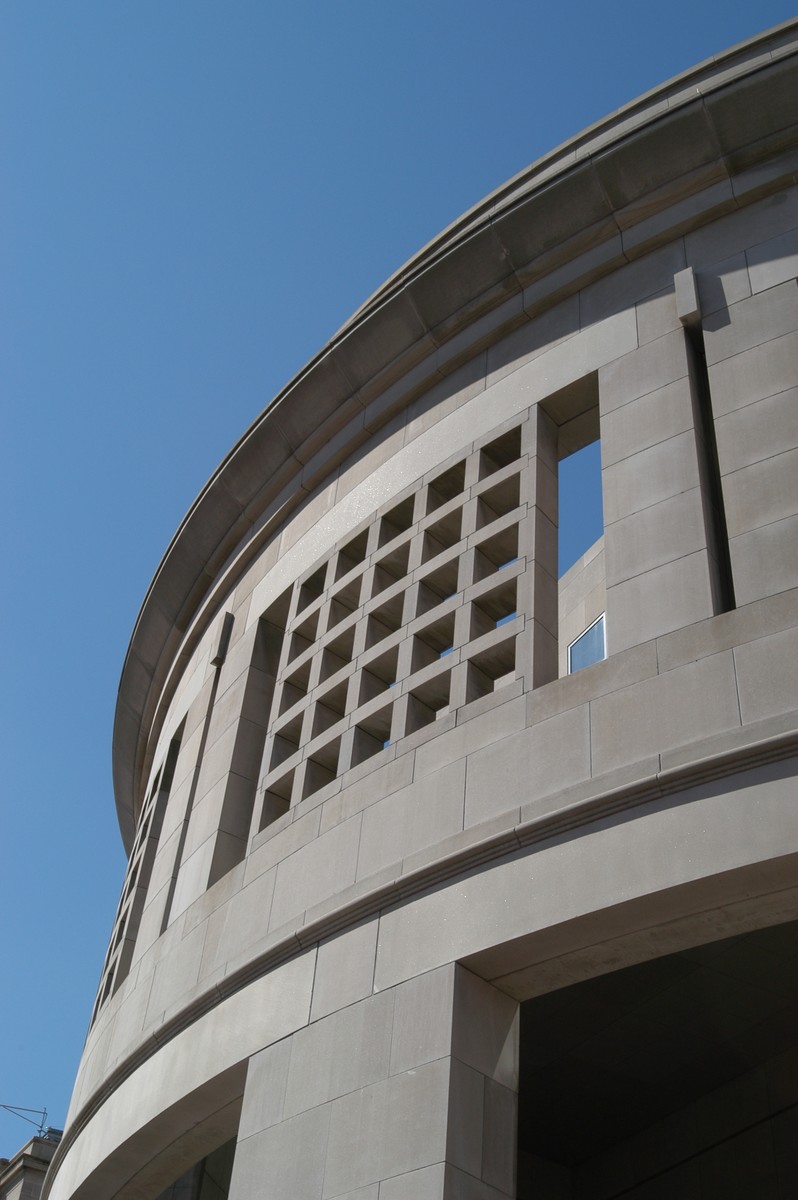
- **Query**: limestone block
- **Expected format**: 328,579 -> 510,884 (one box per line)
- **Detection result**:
714,387 -> 798,475
600,376 -> 695,468
685,187 -> 798,269
602,429 -> 701,527
734,625 -> 798,726
746,225 -> 798,294
143,921 -> 206,1028
322,1058 -> 451,1197
452,967 -> 518,1089
722,446 -> 798,538
485,294 -> 580,388
604,486 -> 710,586
282,990 -> 394,1119
703,280 -> 798,366
237,1037 -> 292,1140
231,1102 -> 331,1200
310,916 -> 379,1022
268,813 -> 362,930
244,803 -> 322,886
446,1057 -> 484,1179
580,242 -> 686,329
590,649 -> 740,775
465,704 -> 591,828
390,965 -> 455,1076
636,285 -> 681,344
481,1079 -> 517,1196
598,328 -> 689,414
729,514 -> 798,606
356,759 -> 465,880
198,865 -> 276,982
696,252 -> 751,317
379,1163 -> 447,1200
605,549 -> 716,653
413,693 -> 526,780
707,330 -> 798,418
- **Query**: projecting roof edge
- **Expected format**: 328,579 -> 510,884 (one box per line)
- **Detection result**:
113,20 -> 798,841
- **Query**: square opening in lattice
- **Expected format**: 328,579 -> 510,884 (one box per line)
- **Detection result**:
259,769 -> 293,830
335,530 -> 369,581
416,558 -> 460,616
427,461 -> 466,513
406,670 -> 451,734
319,625 -> 356,682
303,737 -> 341,799
372,540 -> 410,595
422,508 -> 462,563
476,473 -> 521,529
297,564 -> 326,613
366,592 -> 404,649
279,657 -> 311,715
287,608 -> 319,662
412,611 -> 456,672
328,576 -> 362,631
358,645 -> 399,705
351,704 -> 393,766
466,635 -> 517,700
473,524 -> 520,582
311,680 -> 348,738
479,426 -> 522,479
469,577 -> 518,640
379,496 -> 415,547
269,712 -> 303,770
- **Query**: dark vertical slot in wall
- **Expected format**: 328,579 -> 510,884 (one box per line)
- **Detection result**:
206,589 -> 290,887
684,328 -> 735,614
90,725 -> 184,1025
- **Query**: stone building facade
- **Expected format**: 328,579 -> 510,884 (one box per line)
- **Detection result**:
45,20 -> 798,1200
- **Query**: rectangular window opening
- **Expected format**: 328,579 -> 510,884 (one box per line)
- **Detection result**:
466,636 -> 517,701
379,496 -> 415,547
303,737 -> 341,799
406,671 -> 452,734
473,524 -> 520,583
319,625 -> 356,682
412,611 -> 456,673
365,593 -> 404,649
427,460 -> 466,513
422,508 -> 462,563
372,540 -> 411,595
351,705 -> 393,768
567,613 -> 606,674
416,558 -> 460,617
469,578 -> 517,641
358,645 -> 399,705
479,426 -> 522,479
335,530 -> 369,581
297,564 -> 327,613
476,473 -> 521,529
558,438 -> 604,579
259,769 -> 293,831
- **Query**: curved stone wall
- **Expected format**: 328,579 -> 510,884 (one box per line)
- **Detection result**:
47,21 -> 798,1200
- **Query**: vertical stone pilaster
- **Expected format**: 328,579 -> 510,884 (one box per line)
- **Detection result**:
229,962 -> 519,1200
518,406 -> 559,690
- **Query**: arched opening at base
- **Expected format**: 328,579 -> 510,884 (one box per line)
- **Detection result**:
517,918 -> 798,1198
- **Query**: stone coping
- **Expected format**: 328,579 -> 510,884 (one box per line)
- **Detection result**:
113,20 -> 798,836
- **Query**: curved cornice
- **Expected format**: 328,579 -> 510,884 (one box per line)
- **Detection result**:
113,20 -> 798,843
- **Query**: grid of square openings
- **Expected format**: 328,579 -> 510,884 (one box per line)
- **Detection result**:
257,424 -> 526,825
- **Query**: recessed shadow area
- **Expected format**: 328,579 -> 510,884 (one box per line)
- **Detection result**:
518,919 -> 798,1199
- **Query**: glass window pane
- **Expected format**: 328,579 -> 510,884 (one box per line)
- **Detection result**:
568,614 -> 605,674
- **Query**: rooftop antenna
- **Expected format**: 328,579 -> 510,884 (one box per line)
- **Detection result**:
0,1105 -> 48,1137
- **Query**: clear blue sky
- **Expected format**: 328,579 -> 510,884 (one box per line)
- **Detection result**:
1,0 -> 794,1156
